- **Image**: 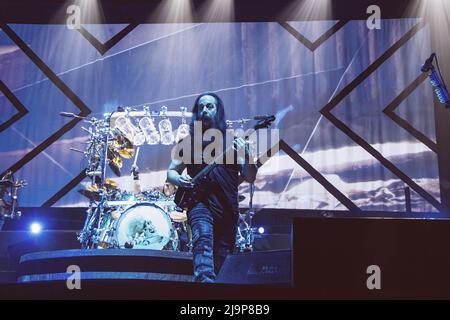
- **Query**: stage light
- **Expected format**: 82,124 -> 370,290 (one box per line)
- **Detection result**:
159,119 -> 175,145
176,107 -> 190,143
258,227 -> 265,234
115,114 -> 146,146
176,124 -> 190,143
115,116 -> 137,142
30,223 -> 42,235
159,106 -> 175,145
133,131 -> 146,147
147,0 -> 194,23
198,0 -> 235,22
407,0 -> 450,32
139,116 -> 161,145
279,0 -> 332,21
405,0 -> 450,75
75,0 -> 104,24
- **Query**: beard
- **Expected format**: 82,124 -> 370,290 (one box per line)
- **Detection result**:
200,115 -> 215,131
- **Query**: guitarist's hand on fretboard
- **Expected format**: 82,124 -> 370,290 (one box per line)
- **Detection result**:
233,137 -> 253,164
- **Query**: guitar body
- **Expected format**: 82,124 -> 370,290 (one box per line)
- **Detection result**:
174,176 -> 210,211
174,187 -> 196,211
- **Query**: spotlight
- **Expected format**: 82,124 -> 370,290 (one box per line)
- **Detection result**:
257,227 -> 265,234
30,222 -> 42,235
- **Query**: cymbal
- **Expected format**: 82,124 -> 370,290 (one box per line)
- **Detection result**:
93,176 -> 117,188
112,135 -> 132,146
118,147 -> 135,159
87,183 -> 116,192
78,188 -> 100,201
108,149 -> 122,177
87,184 -> 107,194
112,132 -> 135,159
87,184 -> 99,192
0,180 -> 13,187
104,179 -> 118,189
109,162 -> 121,177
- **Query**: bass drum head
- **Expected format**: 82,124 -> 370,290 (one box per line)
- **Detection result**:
115,202 -> 178,250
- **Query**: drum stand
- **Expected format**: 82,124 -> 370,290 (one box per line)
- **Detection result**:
78,115 -> 113,249
237,183 -> 256,252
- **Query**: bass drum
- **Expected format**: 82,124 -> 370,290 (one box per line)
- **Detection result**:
114,202 -> 179,250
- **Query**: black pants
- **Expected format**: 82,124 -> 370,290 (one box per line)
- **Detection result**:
188,202 -> 238,282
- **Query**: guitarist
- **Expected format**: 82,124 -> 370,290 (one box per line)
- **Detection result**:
167,93 -> 257,282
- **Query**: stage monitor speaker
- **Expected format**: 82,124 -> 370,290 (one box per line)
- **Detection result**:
216,250 -> 291,285
292,218 -> 450,299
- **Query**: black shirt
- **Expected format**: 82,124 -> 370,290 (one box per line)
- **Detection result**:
177,136 -> 241,218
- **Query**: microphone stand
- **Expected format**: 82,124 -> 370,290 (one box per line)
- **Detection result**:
93,113 -> 112,248
131,146 -> 141,195
246,182 -> 256,252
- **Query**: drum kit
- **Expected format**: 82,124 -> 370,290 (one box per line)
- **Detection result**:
68,107 -> 191,251
67,106 -> 259,252
77,175 -> 190,251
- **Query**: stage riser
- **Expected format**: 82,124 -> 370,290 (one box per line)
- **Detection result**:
17,249 -> 194,283
19,255 -> 193,277
18,272 -> 194,283
0,231 -> 290,271
16,249 -> 291,286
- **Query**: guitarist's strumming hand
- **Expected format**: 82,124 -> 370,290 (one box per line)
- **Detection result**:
178,174 -> 194,189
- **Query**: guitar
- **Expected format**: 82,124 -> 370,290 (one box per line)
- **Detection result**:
174,116 -> 275,211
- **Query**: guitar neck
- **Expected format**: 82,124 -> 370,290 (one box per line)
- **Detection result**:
191,148 -> 228,184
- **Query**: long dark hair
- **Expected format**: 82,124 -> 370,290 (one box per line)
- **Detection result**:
190,92 -> 227,135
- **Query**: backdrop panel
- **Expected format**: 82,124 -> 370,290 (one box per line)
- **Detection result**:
0,19 -> 440,213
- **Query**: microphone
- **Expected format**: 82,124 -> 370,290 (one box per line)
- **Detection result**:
60,112 -> 87,120
253,115 -> 275,120
69,147 -> 86,154
59,111 -> 76,118
429,69 -> 450,108
421,53 -> 436,73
